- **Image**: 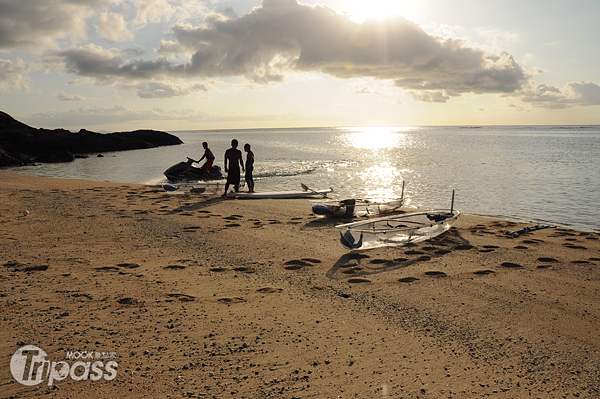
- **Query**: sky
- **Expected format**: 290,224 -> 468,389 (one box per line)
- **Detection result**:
1,0 -> 599,131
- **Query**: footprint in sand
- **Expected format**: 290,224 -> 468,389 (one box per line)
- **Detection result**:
163,265 -> 186,270
514,245 -> 528,250
348,278 -> 371,284
455,244 -> 474,250
117,263 -> 140,269
217,297 -> 246,304
257,287 -> 282,293
283,259 -> 320,270
563,243 -> 588,250
233,267 -> 255,273
424,271 -> 447,277
590,258 -> 600,262
571,260 -> 590,264
501,262 -> 523,268
167,293 -> 195,302
434,249 -> 452,255
117,297 -> 142,305
538,257 -> 558,263
209,267 -> 229,272
225,223 -> 241,227
474,270 -> 495,275
404,250 -> 424,255
398,277 -> 419,283
23,265 -> 49,272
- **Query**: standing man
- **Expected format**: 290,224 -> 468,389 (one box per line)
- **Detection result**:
244,143 -> 255,193
224,139 -> 244,195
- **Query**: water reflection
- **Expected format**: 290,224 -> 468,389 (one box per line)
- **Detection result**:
339,127 -> 415,150
354,162 -> 409,199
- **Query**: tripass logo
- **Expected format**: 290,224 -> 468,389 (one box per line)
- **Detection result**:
10,345 -> 118,386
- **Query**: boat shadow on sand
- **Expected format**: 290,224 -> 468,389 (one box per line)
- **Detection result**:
326,229 -> 472,280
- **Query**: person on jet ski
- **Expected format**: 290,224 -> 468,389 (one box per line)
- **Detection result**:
194,142 -> 215,173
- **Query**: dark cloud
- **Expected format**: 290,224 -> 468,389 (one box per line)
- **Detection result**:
0,0 -> 104,53
155,0 -> 530,99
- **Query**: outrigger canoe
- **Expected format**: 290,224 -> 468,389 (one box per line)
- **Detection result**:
335,190 -> 459,250
335,209 -> 459,250
310,182 -> 405,218
310,197 -> 404,217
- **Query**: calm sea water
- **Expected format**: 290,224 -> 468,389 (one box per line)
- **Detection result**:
6,126 -> 600,232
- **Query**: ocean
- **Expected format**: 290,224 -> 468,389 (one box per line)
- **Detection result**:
6,125 -> 600,233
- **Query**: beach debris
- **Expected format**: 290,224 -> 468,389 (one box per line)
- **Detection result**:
22,210 -> 29,216
505,224 -> 556,238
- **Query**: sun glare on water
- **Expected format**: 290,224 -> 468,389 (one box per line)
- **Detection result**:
344,0 -> 416,23
340,126 -> 413,150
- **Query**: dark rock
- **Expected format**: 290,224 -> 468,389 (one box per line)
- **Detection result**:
0,110 -> 183,166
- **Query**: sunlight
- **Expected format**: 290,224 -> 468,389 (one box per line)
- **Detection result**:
340,126 -> 414,150
345,0 -> 415,23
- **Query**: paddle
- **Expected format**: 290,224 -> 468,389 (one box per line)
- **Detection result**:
301,183 -> 329,198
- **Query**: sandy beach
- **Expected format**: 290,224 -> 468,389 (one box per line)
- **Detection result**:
1,170 -> 599,398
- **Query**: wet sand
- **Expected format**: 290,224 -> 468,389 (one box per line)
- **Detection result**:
1,171 -> 599,398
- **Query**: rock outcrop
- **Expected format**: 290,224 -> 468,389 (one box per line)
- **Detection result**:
0,111 -> 183,166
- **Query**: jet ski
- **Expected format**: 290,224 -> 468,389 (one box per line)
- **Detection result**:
164,157 -> 223,181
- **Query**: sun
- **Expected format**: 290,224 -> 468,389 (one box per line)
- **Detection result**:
344,0 -> 415,23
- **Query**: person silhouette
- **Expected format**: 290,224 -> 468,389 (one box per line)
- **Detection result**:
223,139 -> 244,195
244,143 -> 255,193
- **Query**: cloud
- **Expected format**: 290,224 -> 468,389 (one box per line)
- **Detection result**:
519,81 -> 600,109
95,11 -> 135,42
0,0 -> 104,53
409,90 -> 450,103
47,0 -> 529,100
55,91 -> 88,101
122,81 -> 209,98
11,0 -> 595,108
0,58 -> 38,92
56,43 -> 210,97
